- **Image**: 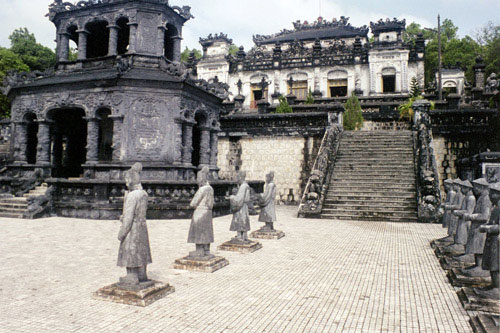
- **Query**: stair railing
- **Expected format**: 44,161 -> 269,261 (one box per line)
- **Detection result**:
298,124 -> 343,218
412,100 -> 442,223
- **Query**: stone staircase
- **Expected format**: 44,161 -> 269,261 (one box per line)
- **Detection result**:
322,130 -> 418,222
0,183 -> 48,219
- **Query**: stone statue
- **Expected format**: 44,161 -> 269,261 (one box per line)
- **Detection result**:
187,166 -> 215,259
485,73 -> 498,94
445,180 -> 475,254
229,171 -> 251,241
440,179 -> 464,242
460,178 -> 492,278
475,182 -> 500,299
441,179 -> 456,228
117,163 -> 152,286
258,171 -> 277,230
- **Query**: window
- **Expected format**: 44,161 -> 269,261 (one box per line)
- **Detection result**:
250,84 -> 267,109
382,75 -> 396,93
85,20 -> 109,59
288,80 -> 308,99
116,17 -> 130,55
328,79 -> 348,97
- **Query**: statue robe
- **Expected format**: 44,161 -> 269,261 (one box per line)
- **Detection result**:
482,205 -> 499,272
443,189 -> 456,228
229,182 -> 251,232
188,184 -> 214,244
454,192 -> 476,245
117,188 -> 152,268
448,190 -> 464,236
465,193 -> 492,255
259,182 -> 277,223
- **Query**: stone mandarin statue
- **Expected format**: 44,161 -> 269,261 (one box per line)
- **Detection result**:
187,166 -> 215,259
229,171 -> 251,242
445,180 -> 476,253
258,171 -> 277,231
117,163 -> 153,286
476,182 -> 500,299
441,179 -> 465,242
460,178 -> 492,278
442,179 -> 456,228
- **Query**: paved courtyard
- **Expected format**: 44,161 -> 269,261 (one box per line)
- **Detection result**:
0,206 -> 472,332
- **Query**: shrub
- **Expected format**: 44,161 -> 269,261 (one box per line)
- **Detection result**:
276,95 -> 293,113
343,93 -> 364,130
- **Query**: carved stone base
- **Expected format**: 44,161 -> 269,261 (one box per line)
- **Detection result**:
448,268 -> 492,288
218,238 -> 263,253
93,280 -> 174,307
174,255 -> 229,273
458,288 -> 500,314
434,244 -> 462,258
439,255 -> 475,271
430,238 -> 453,250
470,315 -> 499,333
250,228 -> 285,240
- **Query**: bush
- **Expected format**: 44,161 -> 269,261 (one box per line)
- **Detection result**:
399,95 -> 423,121
276,95 -> 293,113
343,93 -> 364,130
305,88 -> 314,104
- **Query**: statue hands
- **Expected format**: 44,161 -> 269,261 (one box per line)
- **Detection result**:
480,225 -> 499,234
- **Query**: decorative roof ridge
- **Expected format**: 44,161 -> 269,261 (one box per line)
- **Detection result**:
199,33 -> 233,47
370,18 -> 406,31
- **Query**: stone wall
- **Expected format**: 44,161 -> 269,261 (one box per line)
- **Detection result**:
218,136 -> 317,204
0,119 -> 11,168
362,120 -> 411,131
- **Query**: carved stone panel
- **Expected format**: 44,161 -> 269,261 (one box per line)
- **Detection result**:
136,11 -> 159,55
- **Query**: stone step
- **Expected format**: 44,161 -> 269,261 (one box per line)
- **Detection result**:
0,206 -> 28,213
323,202 -> 417,210
0,197 -> 28,204
332,173 -> 415,179
320,214 -> 419,223
0,212 -> 25,219
321,208 -> 418,218
329,183 -> 416,190
0,202 -> 28,209
339,148 -> 414,153
343,132 -> 412,137
334,166 -> 414,171
331,178 -> 416,184
325,197 -> 416,205
326,191 -> 417,199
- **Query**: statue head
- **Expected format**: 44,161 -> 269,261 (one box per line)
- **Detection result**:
460,180 -> 472,195
197,166 -> 210,187
125,163 -> 142,190
237,171 -> 247,185
489,182 -> 500,204
444,179 -> 453,191
452,178 -> 461,192
472,178 -> 490,197
265,171 -> 274,183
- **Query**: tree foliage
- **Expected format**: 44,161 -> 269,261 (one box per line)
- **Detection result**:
409,77 -> 421,98
9,28 -> 56,72
180,47 -> 202,64
343,94 -> 364,131
276,95 -> 293,113
305,88 -> 314,104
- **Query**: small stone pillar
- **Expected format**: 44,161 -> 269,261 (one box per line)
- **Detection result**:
76,29 -> 89,60
13,121 -> 28,164
156,26 -> 167,56
58,33 -> 70,62
199,127 -> 211,166
174,119 -> 184,164
209,129 -> 219,167
257,100 -> 271,114
127,22 -> 138,54
234,95 -> 245,111
85,117 -> 99,164
172,36 -> 182,63
182,122 -> 194,165
107,25 -> 120,57
36,120 -> 52,165
110,115 -> 124,162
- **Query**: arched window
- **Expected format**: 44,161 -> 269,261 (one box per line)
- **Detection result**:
67,25 -> 79,58
192,112 -> 207,167
327,70 -> 348,97
85,20 -> 109,59
164,24 -> 179,61
381,67 -> 397,93
287,72 -> 309,99
96,108 -> 114,161
116,17 -> 130,55
23,113 -> 38,164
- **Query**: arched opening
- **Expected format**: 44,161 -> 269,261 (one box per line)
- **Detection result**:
24,113 -> 38,164
192,112 -> 207,167
164,24 -> 179,61
116,17 -> 130,55
96,108 -> 113,162
47,108 -> 87,178
85,20 -> 109,59
327,70 -> 348,97
382,67 -> 397,93
67,25 -> 79,60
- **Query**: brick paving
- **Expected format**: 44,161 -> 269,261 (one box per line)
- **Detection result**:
0,206 -> 471,332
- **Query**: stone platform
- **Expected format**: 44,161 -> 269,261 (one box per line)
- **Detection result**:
250,228 -> 285,240
439,255 -> 475,271
430,238 -> 453,250
174,255 -> 229,273
448,268 -> 492,288
93,281 -> 175,307
458,287 -> 500,313
218,238 -> 262,253
470,314 -> 499,333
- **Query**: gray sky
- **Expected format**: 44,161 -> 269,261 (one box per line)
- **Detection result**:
1,0 -> 499,51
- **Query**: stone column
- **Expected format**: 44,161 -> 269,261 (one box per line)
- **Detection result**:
172,36 -> 182,63
182,122 -> 194,165
110,115 -> 124,162
85,117 -> 99,163
174,119 -> 184,164
209,129 -> 219,167
156,26 -> 167,56
36,120 -> 52,165
58,33 -> 70,62
13,122 -> 28,164
107,25 -> 120,56
199,127 -> 211,166
77,29 -> 89,60
127,22 -> 138,54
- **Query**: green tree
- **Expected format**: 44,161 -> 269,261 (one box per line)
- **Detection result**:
228,44 -> 239,56
276,96 -> 293,113
180,47 -> 202,63
476,22 -> 500,78
305,88 -> 314,104
343,94 -> 364,130
0,48 -> 30,118
409,77 -> 421,98
9,28 -> 56,72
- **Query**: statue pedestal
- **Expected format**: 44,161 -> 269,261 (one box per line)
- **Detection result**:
470,314 -> 499,333
218,238 -> 262,253
439,254 -> 475,271
174,255 -> 229,273
250,227 -> 285,240
441,243 -> 465,256
448,268 -> 492,288
430,238 -> 454,250
93,280 -> 174,307
458,288 -> 500,314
